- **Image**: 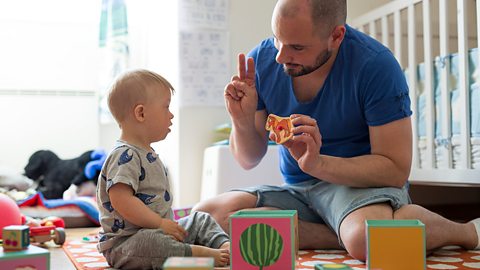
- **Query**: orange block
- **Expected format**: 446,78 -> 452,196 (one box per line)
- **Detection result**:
367,220 -> 425,270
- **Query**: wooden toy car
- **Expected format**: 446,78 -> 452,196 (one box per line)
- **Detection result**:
30,225 -> 66,245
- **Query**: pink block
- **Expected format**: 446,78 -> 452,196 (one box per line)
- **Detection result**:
230,210 -> 298,270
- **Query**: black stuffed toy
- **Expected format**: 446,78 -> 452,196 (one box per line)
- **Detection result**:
24,149 -> 105,199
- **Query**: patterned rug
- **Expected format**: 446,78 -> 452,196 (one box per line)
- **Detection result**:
63,239 -> 480,270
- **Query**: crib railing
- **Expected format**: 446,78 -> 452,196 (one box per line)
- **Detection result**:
351,0 -> 480,185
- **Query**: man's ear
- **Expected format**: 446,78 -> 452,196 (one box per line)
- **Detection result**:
329,25 -> 346,50
134,104 -> 145,122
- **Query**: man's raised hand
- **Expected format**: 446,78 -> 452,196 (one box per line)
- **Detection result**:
224,54 -> 258,122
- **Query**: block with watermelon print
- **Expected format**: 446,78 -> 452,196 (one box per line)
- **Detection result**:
229,210 -> 298,270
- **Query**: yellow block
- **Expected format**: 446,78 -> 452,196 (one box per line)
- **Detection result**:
367,220 -> 425,270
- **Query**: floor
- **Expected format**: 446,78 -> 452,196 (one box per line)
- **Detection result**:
49,227 -> 230,270
47,226 -> 480,270
49,227 -> 100,270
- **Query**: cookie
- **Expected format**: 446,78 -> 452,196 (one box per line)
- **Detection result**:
265,113 -> 293,144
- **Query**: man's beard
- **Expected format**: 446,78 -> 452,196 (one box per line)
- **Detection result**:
283,49 -> 332,77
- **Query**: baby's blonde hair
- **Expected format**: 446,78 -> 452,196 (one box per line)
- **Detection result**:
107,69 -> 174,123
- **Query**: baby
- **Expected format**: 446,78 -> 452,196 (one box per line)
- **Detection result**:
96,69 -> 230,269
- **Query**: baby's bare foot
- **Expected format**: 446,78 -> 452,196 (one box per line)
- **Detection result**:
190,245 -> 230,267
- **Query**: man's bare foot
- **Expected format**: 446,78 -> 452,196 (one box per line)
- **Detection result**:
191,245 -> 230,266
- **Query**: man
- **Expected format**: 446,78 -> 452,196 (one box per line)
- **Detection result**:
194,0 -> 480,260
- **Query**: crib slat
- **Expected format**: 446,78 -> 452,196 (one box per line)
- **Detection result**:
423,0 -> 435,169
369,20 -> 377,40
394,10 -> 402,66
408,4 -> 419,169
439,0 -> 453,168
457,0 -> 472,169
478,0 -> 480,60
381,16 -> 389,47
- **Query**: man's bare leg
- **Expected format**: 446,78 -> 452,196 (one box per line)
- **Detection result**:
299,220 -> 342,249
394,204 -> 478,250
193,191 -> 257,232
339,203 -> 479,261
193,191 -> 342,249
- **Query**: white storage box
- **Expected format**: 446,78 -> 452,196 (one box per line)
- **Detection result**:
201,144 -> 283,200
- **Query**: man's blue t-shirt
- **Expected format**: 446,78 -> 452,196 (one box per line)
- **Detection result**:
248,25 -> 412,184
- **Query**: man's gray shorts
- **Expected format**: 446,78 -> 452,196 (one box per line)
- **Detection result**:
232,179 -> 411,245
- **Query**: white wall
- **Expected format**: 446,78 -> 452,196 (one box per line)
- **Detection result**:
172,0 -> 277,207
347,0 -> 391,22
0,0 -> 100,172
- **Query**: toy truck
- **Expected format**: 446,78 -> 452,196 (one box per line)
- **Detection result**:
30,226 -> 66,245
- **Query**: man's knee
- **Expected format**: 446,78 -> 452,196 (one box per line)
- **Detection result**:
192,198 -> 217,215
340,203 -> 394,261
193,191 -> 257,219
340,222 -> 367,261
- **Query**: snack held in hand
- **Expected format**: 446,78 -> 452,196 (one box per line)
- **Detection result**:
265,114 -> 293,144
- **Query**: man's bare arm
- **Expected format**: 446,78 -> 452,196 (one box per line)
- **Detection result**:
293,116 -> 412,188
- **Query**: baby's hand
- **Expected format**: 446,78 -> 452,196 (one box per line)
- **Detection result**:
160,219 -> 187,242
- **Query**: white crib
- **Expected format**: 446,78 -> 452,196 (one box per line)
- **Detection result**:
351,0 -> 480,185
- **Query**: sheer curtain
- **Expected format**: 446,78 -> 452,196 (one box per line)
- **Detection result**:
98,0 -> 130,124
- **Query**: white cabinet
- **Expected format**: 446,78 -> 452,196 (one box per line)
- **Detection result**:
201,144 -> 284,200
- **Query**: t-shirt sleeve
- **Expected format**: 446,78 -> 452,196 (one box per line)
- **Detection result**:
103,147 -> 141,193
360,50 -> 412,126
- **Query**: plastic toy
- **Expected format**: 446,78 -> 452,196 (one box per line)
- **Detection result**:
265,114 -> 294,144
84,149 -> 107,179
24,149 -> 105,199
315,263 -> 353,269
163,257 -> 213,270
0,244 -> 50,270
41,216 -> 65,228
2,225 -> 30,250
367,219 -> 426,270
30,226 -> 66,246
0,194 -> 22,238
230,210 -> 298,270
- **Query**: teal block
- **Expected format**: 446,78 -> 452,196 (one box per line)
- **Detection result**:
0,245 -> 50,270
315,263 -> 353,269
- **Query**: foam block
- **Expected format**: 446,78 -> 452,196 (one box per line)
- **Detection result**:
230,210 -> 298,270
2,225 -> 30,250
315,263 -> 353,269
367,219 -> 426,270
0,244 -> 50,270
163,257 -> 213,270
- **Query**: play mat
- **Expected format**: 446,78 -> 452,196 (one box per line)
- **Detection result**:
63,239 -> 480,270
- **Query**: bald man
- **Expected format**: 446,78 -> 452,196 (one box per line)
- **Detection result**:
194,0 -> 480,260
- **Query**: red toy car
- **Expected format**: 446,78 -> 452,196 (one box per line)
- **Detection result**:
30,225 -> 66,245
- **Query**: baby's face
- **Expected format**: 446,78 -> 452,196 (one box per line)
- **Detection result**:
144,86 -> 174,142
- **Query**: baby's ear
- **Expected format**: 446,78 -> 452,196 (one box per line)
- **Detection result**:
133,104 -> 145,121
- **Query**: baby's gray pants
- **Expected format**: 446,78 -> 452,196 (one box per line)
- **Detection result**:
103,211 -> 229,270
